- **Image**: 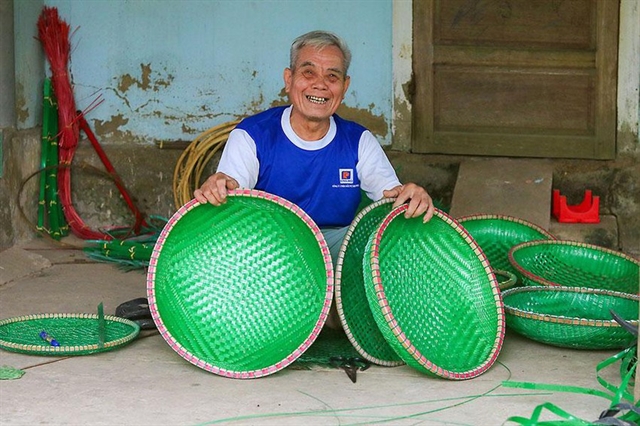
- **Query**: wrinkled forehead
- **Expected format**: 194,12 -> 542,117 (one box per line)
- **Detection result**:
294,45 -> 347,73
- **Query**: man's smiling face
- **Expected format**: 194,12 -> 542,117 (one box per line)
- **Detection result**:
284,44 -> 351,128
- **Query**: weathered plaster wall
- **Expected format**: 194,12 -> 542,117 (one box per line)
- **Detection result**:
0,0 -> 16,128
13,0 -> 44,130
617,0 -> 640,154
16,0 -> 395,145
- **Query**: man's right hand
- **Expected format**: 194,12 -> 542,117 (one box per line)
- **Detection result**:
193,172 -> 240,205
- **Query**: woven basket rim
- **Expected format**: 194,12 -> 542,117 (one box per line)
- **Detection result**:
146,189 -> 334,379
0,313 -> 140,355
502,286 -> 640,328
458,214 -> 556,239
335,198 -> 403,367
368,205 -> 505,380
508,239 -> 640,288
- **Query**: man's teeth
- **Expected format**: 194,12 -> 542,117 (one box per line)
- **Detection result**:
307,96 -> 328,104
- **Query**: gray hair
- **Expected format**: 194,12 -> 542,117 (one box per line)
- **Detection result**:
289,30 -> 352,75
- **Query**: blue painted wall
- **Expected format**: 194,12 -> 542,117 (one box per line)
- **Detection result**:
42,0 -> 393,144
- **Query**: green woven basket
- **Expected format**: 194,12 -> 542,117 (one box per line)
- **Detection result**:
502,286 -> 639,350
363,206 -> 505,380
335,199 -> 403,366
147,190 -> 333,379
0,313 -> 140,356
458,214 -> 555,281
509,240 -> 640,294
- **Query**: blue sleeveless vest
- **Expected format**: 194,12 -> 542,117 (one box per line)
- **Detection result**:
237,106 -> 363,227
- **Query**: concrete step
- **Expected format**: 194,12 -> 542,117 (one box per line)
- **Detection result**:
449,158 -> 553,230
449,158 -> 619,250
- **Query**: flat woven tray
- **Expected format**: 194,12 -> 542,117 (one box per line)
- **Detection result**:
363,206 -> 505,380
458,214 -> 555,279
502,286 -> 639,349
0,313 -> 140,356
147,190 -> 333,379
509,240 -> 640,294
335,199 -> 403,366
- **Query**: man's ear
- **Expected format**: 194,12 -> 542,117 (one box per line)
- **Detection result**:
283,68 -> 292,93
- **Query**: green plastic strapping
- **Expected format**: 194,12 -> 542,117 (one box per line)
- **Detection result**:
502,346 -> 639,425
0,365 -> 26,380
38,78 -> 68,240
38,80 -> 52,232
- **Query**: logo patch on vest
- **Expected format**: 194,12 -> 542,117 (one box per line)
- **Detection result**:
339,169 -> 354,184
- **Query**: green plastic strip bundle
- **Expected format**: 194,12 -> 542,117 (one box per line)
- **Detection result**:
502,286 -> 639,350
147,190 -> 333,379
504,345 -> 639,425
458,214 -> 554,281
0,312 -> 140,356
509,240 -> 640,294
364,206 -> 505,380
84,239 -> 156,270
335,199 -> 403,366
38,78 -> 67,239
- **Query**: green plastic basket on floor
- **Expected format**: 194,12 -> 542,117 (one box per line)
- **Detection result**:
502,286 -> 639,349
335,199 -> 403,367
509,240 -> 640,294
147,190 -> 333,379
363,206 -> 505,380
458,214 -> 555,280
0,313 -> 140,356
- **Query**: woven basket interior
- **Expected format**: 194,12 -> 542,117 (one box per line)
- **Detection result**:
149,194 -> 331,376
510,241 -> 640,294
335,199 -> 402,366
459,215 -> 553,274
0,314 -> 140,356
364,208 -> 504,379
503,287 -> 639,349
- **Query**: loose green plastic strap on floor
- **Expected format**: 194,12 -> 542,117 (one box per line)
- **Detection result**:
0,365 -> 26,380
502,346 -> 639,425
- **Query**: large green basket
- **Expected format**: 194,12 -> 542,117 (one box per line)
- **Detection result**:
335,199 -> 403,366
363,206 -> 505,380
0,313 -> 140,356
147,190 -> 333,379
509,240 -> 640,294
502,286 -> 639,350
458,214 -> 555,281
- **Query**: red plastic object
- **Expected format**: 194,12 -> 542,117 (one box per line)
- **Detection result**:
552,189 -> 600,223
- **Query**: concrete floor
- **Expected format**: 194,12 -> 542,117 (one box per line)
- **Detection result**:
0,239 -> 635,426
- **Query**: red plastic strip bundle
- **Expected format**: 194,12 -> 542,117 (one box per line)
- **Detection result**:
37,7 -> 147,240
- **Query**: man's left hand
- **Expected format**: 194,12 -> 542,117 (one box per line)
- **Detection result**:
383,183 -> 435,223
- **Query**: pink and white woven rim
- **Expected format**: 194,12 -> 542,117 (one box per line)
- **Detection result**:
502,286 -> 640,327
146,189 -> 334,379
368,205 -> 506,380
335,198 -> 403,367
457,213 -> 556,239
508,239 -> 640,289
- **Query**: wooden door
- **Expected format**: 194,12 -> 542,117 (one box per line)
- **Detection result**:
412,0 -> 619,159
